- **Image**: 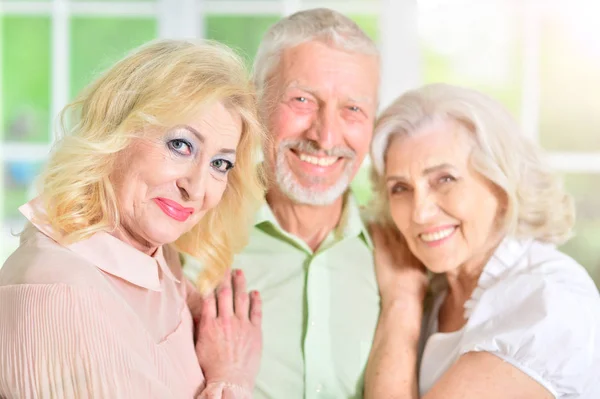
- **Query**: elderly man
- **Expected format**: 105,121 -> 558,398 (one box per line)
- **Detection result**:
186,8 -> 381,398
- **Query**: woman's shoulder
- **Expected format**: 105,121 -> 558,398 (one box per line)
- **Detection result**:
522,239 -> 593,281
467,238 -> 599,326
475,238 -> 598,309
466,240 -> 600,332
460,238 -> 600,397
0,232 -> 135,336
0,226 -> 103,288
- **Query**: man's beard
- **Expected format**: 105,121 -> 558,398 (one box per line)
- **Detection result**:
273,139 -> 356,206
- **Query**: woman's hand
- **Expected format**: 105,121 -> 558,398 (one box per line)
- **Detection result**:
370,224 -> 428,308
365,225 -> 427,398
195,269 -> 262,391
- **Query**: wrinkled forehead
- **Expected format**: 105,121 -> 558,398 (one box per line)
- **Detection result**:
144,98 -> 241,130
275,41 -> 380,97
136,101 -> 243,148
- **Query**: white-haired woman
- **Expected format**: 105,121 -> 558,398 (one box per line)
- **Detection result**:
364,84 -> 600,398
0,40 -> 265,397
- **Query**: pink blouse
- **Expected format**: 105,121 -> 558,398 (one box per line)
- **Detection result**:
0,200 -> 249,398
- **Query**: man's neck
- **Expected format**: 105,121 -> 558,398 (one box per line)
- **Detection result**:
266,188 -> 345,252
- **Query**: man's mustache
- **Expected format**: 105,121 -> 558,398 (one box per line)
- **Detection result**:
280,140 -> 356,159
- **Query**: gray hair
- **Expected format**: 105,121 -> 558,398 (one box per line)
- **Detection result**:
369,83 -> 574,245
253,8 -> 379,101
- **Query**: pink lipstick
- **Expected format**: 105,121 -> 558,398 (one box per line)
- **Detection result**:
153,198 -> 194,222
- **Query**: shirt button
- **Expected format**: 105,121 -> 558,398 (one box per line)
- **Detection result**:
316,384 -> 323,393
310,321 -> 316,327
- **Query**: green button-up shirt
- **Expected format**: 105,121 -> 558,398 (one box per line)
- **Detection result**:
183,193 -> 380,399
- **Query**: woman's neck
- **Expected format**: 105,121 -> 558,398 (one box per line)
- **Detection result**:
439,234 -> 505,332
110,225 -> 158,256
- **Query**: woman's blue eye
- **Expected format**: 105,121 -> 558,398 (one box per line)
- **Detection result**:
211,158 -> 234,173
168,139 -> 192,155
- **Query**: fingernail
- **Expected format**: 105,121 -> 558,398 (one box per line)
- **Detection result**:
235,269 -> 243,277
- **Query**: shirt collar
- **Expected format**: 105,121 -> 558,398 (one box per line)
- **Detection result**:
254,190 -> 373,251
485,236 -> 535,276
337,192 -> 373,250
20,197 -> 180,291
462,236 -> 534,319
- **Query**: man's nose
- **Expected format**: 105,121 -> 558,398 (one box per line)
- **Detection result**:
306,105 -> 343,151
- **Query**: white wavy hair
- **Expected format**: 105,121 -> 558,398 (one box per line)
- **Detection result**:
369,83 -> 575,245
252,7 -> 379,102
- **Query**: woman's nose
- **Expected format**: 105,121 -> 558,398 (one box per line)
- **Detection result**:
411,191 -> 439,225
177,165 -> 207,203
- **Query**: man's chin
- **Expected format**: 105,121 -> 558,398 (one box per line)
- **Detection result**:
280,178 -> 350,206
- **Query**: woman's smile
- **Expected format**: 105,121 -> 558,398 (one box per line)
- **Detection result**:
153,197 -> 195,222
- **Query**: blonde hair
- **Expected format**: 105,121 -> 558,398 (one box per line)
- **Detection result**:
253,8 -> 379,102
369,83 -> 574,245
38,39 -> 266,291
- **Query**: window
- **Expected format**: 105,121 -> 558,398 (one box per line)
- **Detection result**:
412,0 -> 600,286
1,1 -> 158,260
2,0 -> 598,288
0,0 -> 379,261
355,0 -> 600,288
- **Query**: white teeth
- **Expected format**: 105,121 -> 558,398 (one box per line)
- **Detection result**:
298,152 -> 338,167
420,227 -> 455,243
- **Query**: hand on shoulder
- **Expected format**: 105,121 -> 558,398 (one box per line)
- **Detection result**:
369,223 -> 428,310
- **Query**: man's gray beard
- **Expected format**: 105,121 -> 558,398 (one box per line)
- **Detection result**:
273,141 -> 356,206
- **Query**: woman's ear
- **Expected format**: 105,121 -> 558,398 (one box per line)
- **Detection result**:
493,188 -> 510,230
498,187 -> 509,214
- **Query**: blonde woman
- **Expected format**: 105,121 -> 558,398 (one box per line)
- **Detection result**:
365,84 -> 600,398
0,40 -> 265,398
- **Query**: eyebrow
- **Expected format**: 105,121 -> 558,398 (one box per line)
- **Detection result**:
386,163 -> 454,183
347,93 -> 374,104
423,163 -> 453,175
182,125 -> 236,155
287,83 -> 318,97
287,82 -> 373,104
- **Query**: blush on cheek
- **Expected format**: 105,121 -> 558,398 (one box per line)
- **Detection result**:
390,210 -> 410,236
272,105 -> 312,139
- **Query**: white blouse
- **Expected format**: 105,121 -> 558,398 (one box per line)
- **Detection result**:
419,238 -> 600,398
